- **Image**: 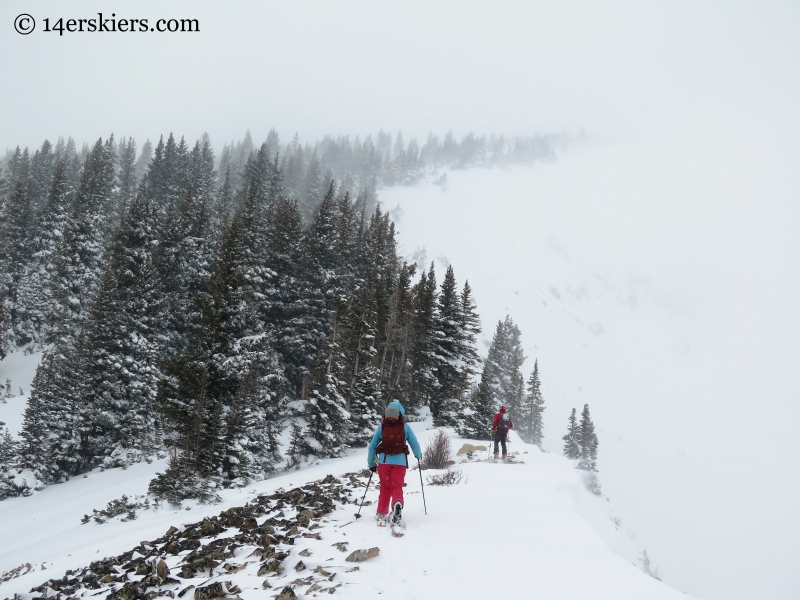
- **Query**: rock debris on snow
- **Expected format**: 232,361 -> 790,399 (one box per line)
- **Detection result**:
22,472 -> 379,599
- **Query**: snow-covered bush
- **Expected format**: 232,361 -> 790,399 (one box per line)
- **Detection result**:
420,429 -> 452,470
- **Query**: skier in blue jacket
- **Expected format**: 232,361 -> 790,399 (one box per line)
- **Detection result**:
367,401 -> 423,527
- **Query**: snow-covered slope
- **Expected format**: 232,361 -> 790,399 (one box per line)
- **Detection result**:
0,351 -> 40,439
381,131 -> 800,599
0,423 -> 686,600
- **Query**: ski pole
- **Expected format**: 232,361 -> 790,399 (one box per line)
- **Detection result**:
488,430 -> 493,460
353,470 -> 375,520
417,458 -> 428,515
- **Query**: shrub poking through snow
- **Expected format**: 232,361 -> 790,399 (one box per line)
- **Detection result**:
420,429 -> 452,470
426,468 -> 465,486
80,494 -> 153,524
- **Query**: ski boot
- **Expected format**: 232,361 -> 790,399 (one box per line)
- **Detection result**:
493,452 -> 499,460
375,513 -> 388,527
391,502 -> 405,537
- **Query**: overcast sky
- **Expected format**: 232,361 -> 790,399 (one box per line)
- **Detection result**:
2,1 -> 799,149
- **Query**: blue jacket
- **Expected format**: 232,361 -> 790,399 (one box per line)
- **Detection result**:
367,401 -> 423,468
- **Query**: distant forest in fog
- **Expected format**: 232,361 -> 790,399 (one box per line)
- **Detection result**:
0,129 -> 570,502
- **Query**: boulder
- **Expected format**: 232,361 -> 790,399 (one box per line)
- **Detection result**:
345,547 -> 380,562
456,443 -> 487,456
276,587 -> 297,600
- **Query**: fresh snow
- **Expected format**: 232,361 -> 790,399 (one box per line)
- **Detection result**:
380,132 -> 800,600
0,351 -> 41,439
0,422 -> 688,599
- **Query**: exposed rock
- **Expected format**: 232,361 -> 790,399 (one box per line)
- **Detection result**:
331,542 -> 348,552
294,560 -> 306,572
456,443 -> 487,456
257,559 -> 284,576
276,586 -> 297,600
299,549 -> 312,557
156,559 -> 169,580
345,547 -> 380,562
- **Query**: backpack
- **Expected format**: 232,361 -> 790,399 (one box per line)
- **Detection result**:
496,412 -> 511,431
376,414 -> 409,457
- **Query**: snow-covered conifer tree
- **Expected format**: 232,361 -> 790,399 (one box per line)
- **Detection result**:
562,408 -> 581,459
519,359 -> 545,447
47,137 -> 116,345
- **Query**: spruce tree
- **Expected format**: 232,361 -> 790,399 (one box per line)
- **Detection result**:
296,294 -> 352,457
496,315 -> 526,417
432,264 -> 463,426
0,148 -> 34,342
520,359 -> 545,447
578,403 -> 599,471
30,140 -> 55,210
116,137 -> 138,224
562,408 -> 581,459
410,263 -> 439,410
151,184 -> 286,500
48,137 -> 116,345
456,373 -> 494,440
457,281 -> 482,391
14,159 -> 73,348
70,192 -> 163,469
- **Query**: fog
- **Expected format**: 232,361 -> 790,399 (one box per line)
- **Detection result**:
2,1 -> 799,598
3,1 -> 798,146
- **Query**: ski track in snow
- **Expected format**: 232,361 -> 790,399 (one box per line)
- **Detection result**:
0,422 -> 688,600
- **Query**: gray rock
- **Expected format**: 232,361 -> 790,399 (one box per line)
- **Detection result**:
276,586 -> 297,600
345,547 -> 380,562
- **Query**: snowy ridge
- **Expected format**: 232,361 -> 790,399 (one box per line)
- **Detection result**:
0,422 -> 690,600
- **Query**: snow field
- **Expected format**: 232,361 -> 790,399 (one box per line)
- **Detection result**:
0,351 -> 41,438
380,137 -> 800,599
0,422 -> 689,599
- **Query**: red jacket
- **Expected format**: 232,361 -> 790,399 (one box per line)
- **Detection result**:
492,406 -> 513,430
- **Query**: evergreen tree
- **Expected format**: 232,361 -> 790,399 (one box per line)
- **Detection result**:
70,193 -> 163,469
30,140 -> 56,211
0,300 -> 6,360
14,159 -> 73,348
496,315 -> 526,416
153,186 -> 215,358
0,165 -> 34,342
562,408 -> 581,459
150,184 -> 286,501
456,372 -> 494,440
410,263 -> 439,410
519,359 -> 545,447
300,151 -> 324,221
48,137 -> 116,345
431,264 -> 464,426
578,403 -> 599,471
20,338 -> 90,481
295,294 -> 352,457
116,137 -> 138,224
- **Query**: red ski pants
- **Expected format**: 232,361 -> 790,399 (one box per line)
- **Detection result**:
376,463 -> 406,514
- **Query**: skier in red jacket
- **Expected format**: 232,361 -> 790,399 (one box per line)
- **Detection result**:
491,405 -> 513,459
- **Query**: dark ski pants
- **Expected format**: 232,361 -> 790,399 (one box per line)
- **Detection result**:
493,429 -> 508,455
377,463 -> 406,514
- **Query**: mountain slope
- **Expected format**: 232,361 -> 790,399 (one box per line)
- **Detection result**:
0,422 -> 688,599
380,135 -> 800,599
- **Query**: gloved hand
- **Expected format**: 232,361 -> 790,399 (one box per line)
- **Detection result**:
415,453 -> 423,461
369,465 -> 377,473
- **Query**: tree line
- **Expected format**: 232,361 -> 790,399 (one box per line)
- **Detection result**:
0,129 -> 594,501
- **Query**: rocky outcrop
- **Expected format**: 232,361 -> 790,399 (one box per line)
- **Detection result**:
25,472 -> 381,599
